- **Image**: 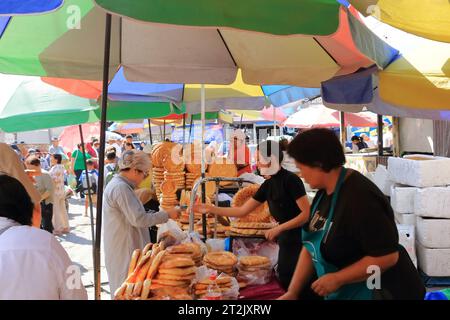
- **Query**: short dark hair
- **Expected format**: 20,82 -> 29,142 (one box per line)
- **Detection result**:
106,152 -> 116,160
0,175 -> 34,226
126,135 -> 133,139
351,135 -> 361,142
26,156 -> 41,167
279,138 -> 289,152
86,159 -> 95,166
257,140 -> 283,164
77,143 -> 82,149
288,128 -> 345,173
52,154 -> 62,164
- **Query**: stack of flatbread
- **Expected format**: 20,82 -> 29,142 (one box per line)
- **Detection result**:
208,162 -> 237,186
151,141 -> 181,198
152,250 -> 197,290
159,180 -> 178,210
184,142 -> 203,177
203,251 -> 238,276
152,167 -> 165,199
148,286 -> 193,300
193,276 -> 234,298
237,255 -> 273,285
185,172 -> 200,190
164,242 -> 203,267
230,221 -> 277,237
232,185 -> 271,223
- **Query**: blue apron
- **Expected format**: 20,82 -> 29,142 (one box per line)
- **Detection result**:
302,168 -> 373,300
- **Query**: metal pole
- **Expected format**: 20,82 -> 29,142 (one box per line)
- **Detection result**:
188,115 -> 194,144
147,119 -> 153,145
377,114 -> 384,156
201,84 -> 207,241
78,125 -> 95,270
273,106 -> 277,136
163,120 -> 166,140
182,114 -> 187,190
94,13 -> 112,300
339,111 -> 346,146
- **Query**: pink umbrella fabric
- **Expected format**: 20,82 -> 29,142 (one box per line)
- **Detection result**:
261,105 -> 287,123
58,123 -> 101,153
283,104 -> 377,128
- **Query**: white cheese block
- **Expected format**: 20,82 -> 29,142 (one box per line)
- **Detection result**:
390,185 -> 418,214
417,241 -> 450,277
388,155 -> 450,188
394,212 -> 416,226
416,216 -> 450,248
373,165 -> 395,196
397,224 -> 417,267
414,187 -> 450,218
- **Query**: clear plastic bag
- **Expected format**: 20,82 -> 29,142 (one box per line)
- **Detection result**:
157,219 -> 187,246
233,239 -> 279,286
192,266 -> 240,300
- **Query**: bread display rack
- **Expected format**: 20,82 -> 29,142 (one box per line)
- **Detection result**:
188,176 -> 266,241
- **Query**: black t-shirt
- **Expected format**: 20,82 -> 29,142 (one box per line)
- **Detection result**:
253,168 -> 307,244
305,170 -> 425,299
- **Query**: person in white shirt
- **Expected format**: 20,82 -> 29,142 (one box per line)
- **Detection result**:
383,125 -> 393,151
103,150 -> 181,297
0,174 -> 87,300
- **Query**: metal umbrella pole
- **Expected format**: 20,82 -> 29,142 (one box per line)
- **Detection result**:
163,119 -> 166,140
377,114 -> 384,156
78,125 -> 95,255
200,84 -> 207,241
147,119 -> 153,145
339,111 -> 346,146
188,114 -> 194,143
94,13 -> 112,300
182,114 -> 187,190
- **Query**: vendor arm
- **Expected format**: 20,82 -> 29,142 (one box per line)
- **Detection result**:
265,195 -> 310,241
194,198 -> 262,218
311,252 -> 398,297
115,184 -> 170,228
278,247 -> 316,300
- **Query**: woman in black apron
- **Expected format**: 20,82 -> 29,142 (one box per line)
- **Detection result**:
279,128 -> 425,300
194,140 -> 317,298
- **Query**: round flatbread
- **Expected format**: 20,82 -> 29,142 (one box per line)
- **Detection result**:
239,255 -> 271,267
155,273 -> 195,281
160,180 -> 176,194
231,221 -> 277,229
159,257 -> 194,269
232,185 -> 271,223
158,266 -> 197,276
204,251 -> 237,267
151,279 -> 192,287
230,228 -> 267,236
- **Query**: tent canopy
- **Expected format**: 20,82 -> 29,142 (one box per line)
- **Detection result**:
349,0 -> 450,43
0,0 -> 63,15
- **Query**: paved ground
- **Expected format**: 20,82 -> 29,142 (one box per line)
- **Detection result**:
55,198 -> 110,300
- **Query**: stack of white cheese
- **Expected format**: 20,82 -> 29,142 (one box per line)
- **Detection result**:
388,155 -> 450,277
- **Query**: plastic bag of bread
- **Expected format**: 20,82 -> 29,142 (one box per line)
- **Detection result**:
192,266 -> 239,300
233,238 -> 279,267
236,255 -> 273,286
157,219 -> 186,246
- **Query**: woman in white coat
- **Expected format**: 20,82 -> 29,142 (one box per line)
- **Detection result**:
102,150 -> 180,297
